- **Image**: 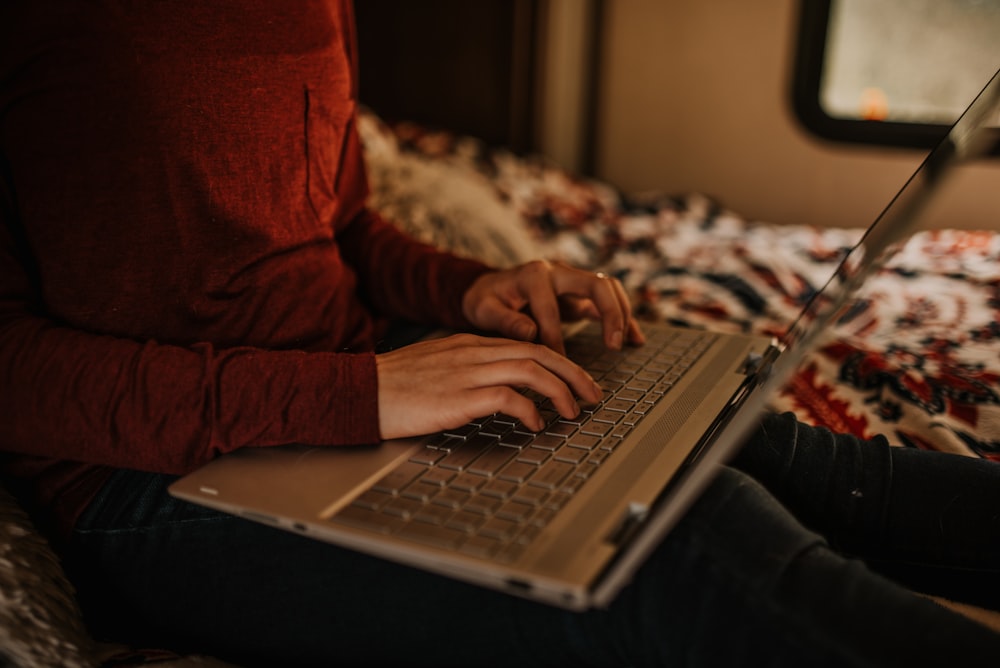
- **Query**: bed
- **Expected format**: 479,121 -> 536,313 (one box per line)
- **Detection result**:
3,109 -> 999,666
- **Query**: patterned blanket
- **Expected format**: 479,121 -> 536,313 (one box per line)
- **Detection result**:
361,110 -> 1000,461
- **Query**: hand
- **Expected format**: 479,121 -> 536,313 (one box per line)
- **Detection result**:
375,333 -> 604,440
462,260 -> 645,355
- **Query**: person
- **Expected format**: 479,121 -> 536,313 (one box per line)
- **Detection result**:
1,2 -> 998,666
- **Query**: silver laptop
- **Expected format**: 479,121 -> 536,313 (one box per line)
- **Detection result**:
170,67 -> 1000,611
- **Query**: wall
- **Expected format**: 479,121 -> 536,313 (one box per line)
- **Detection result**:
588,0 -> 1000,229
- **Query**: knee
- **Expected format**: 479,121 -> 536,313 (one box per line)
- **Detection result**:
679,467 -> 827,590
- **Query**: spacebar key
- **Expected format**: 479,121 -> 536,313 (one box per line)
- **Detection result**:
395,521 -> 466,549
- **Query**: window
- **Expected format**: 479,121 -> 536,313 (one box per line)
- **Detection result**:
793,0 -> 1000,152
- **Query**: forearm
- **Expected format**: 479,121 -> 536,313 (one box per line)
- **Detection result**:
0,316 -> 381,475
338,208 -> 493,329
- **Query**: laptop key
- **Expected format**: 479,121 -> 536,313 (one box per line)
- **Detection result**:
481,479 -> 518,499
615,389 -> 645,402
582,419 -> 614,436
412,503 -> 453,526
598,378 -> 625,393
498,460 -> 536,483
516,523 -> 542,546
567,433 -> 601,450
409,448 -> 445,466
351,488 -> 393,511
611,424 -> 633,439
622,412 -> 644,426
452,472 -> 487,493
531,507 -> 557,527
332,505 -> 398,534
419,467 -> 455,487
545,491 -> 574,510
465,494 -> 502,516
528,460 -> 573,490
480,419 -> 512,438
467,444 -> 516,476
432,488 -> 472,510
554,447 -> 588,465
511,485 -> 548,506
532,434 -> 566,451
458,534 -> 501,559
499,432 -> 533,448
429,435 -> 466,452
495,499 -> 534,523
443,424 -> 478,439
561,476 -> 586,495
438,435 -> 494,471
395,521 -> 465,550
372,461 -> 426,494
603,399 -> 634,413
588,448 -> 612,466
401,482 -> 437,503
594,409 -> 624,424
383,496 -> 422,519
446,510 -> 485,533
516,447 -> 550,466
479,517 -> 519,541
545,421 -> 577,437
625,378 -> 654,392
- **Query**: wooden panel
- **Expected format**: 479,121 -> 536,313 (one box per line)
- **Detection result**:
355,0 -> 539,152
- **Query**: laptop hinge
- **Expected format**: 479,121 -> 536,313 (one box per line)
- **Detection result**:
739,338 -> 783,376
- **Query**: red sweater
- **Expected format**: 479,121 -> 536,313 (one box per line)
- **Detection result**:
0,1 -> 491,538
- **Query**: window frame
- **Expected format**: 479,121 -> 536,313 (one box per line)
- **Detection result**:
790,0 -> 996,153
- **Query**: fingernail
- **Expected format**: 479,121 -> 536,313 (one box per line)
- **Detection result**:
516,321 -> 537,340
611,330 -> 623,350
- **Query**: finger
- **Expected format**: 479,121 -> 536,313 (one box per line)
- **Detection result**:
464,386 -> 544,432
607,275 -> 646,345
554,268 -> 627,349
518,264 -> 565,355
476,340 -> 603,405
472,358 -> 582,420
472,295 -> 539,342
599,274 -> 632,350
422,335 -> 601,404
626,316 -> 646,346
558,294 -> 602,322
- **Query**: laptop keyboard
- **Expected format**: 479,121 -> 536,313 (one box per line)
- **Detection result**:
328,324 -> 717,562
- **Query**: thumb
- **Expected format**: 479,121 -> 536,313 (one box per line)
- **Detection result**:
475,297 -> 538,341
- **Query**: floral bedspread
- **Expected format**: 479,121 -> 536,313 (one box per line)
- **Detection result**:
360,111 -> 1000,461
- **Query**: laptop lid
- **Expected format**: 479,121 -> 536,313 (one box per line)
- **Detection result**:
591,65 -> 1000,607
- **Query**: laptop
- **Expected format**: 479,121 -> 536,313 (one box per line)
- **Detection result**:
170,67 -> 1000,611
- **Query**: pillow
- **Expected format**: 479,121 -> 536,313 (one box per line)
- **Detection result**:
359,111 -> 541,269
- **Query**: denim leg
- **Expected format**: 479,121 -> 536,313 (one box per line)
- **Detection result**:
732,412 -> 1000,609
67,470 -> 582,667
569,465 -> 1000,667
66,425 -> 1000,666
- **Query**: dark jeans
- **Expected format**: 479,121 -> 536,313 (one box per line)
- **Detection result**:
66,413 -> 1000,667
